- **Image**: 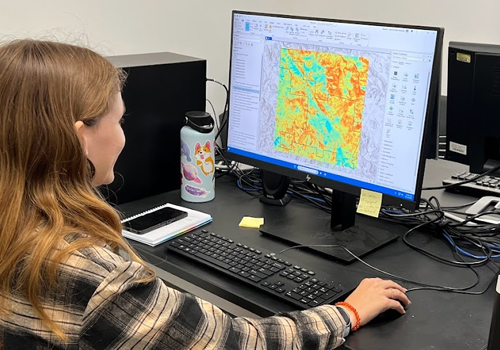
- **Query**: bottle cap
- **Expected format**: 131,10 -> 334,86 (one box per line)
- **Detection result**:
185,111 -> 214,134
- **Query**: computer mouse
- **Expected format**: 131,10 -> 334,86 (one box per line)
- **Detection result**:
375,308 -> 404,322
372,302 -> 408,324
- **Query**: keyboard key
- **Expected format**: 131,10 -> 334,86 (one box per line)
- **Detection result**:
308,300 -> 321,307
286,291 -> 302,300
195,252 -> 231,270
331,286 -> 343,293
248,275 -> 262,283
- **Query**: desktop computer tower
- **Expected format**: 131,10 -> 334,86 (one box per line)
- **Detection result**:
446,42 -> 500,173
106,52 -> 207,205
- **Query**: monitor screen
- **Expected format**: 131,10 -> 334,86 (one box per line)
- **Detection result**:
225,11 -> 444,262
226,11 -> 443,209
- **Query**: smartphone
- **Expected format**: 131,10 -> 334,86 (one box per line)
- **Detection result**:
124,207 -> 188,235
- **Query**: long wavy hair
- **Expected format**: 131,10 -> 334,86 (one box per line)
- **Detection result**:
0,40 -> 155,340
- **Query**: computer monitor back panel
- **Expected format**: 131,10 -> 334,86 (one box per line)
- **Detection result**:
106,52 -> 207,205
226,11 -> 443,210
446,42 -> 500,171
469,52 -> 500,173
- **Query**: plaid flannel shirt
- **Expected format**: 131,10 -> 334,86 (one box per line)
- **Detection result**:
0,241 -> 348,349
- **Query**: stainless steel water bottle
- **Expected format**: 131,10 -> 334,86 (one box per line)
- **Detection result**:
180,111 -> 216,202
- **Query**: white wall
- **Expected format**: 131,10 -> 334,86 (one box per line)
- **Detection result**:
0,0 -> 288,114
288,0 -> 500,96
1,0 -> 499,109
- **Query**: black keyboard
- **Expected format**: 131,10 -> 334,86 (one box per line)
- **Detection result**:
166,229 -> 357,310
442,171 -> 500,197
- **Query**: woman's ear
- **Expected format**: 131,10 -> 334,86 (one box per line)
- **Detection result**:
74,121 -> 89,156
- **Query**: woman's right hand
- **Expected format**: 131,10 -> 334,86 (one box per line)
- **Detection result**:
341,278 -> 411,328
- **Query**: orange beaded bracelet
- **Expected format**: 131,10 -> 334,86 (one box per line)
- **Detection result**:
335,302 -> 361,331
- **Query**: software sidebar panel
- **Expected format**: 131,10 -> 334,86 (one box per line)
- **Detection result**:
107,52 -> 207,205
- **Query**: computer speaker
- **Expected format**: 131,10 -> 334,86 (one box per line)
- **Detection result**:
260,170 -> 291,206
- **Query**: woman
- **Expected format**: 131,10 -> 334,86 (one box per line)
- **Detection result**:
0,39 -> 410,349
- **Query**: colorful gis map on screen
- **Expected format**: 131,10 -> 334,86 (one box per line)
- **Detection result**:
274,48 -> 369,170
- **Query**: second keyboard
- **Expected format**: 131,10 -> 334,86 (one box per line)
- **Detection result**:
442,171 -> 500,197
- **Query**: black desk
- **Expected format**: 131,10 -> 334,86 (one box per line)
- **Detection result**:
120,159 -> 494,350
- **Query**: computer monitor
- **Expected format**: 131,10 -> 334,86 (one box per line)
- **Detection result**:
446,42 -> 500,174
226,11 -> 444,262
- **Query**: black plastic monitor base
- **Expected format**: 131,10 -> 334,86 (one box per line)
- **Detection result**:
259,191 -> 399,264
260,215 -> 397,264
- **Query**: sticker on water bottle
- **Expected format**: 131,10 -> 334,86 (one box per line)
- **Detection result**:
184,184 -> 210,197
194,141 -> 215,176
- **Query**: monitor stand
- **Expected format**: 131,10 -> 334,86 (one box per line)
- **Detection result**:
259,191 -> 399,264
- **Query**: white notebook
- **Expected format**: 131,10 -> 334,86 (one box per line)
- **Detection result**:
121,203 -> 212,247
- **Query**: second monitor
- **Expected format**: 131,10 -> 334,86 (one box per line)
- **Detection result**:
226,11 -> 444,262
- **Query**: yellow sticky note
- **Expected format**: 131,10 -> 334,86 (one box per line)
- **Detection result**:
356,189 -> 383,218
239,216 -> 264,228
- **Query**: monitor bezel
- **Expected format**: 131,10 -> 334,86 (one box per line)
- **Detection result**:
226,10 -> 444,210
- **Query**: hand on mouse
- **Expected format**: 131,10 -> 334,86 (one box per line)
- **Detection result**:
340,278 -> 411,328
